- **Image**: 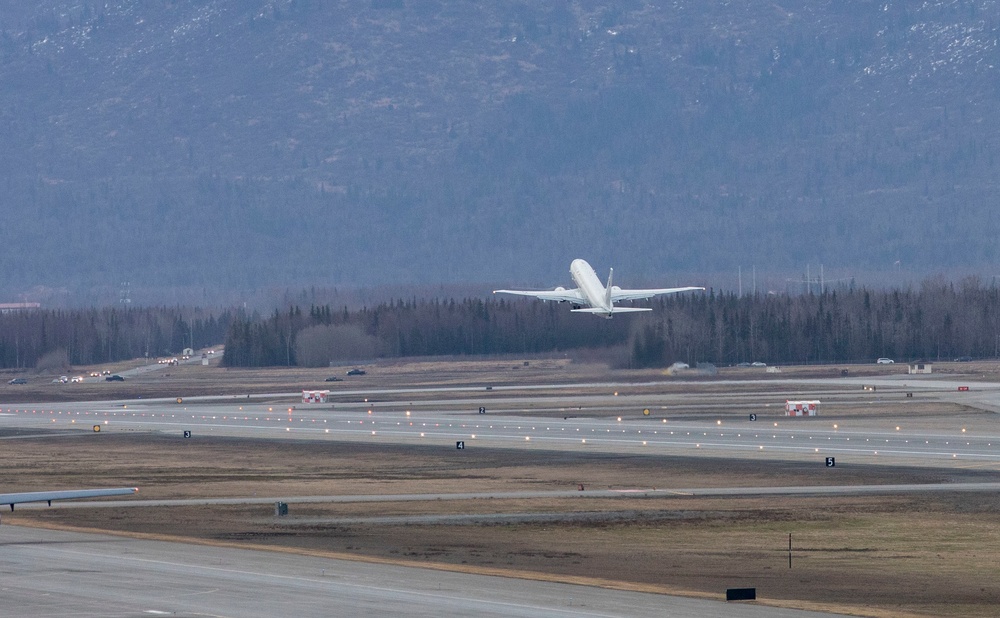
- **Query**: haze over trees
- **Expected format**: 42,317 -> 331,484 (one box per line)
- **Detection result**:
2,2 -> 999,303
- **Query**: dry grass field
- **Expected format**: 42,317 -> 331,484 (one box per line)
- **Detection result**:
5,357 -> 1000,617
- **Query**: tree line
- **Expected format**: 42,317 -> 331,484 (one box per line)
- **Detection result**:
222,277 -> 1000,368
0,307 -> 232,370
4,278 -> 997,371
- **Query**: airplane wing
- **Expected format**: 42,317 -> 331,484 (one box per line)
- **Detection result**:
0,487 -> 138,511
610,286 -> 705,302
493,288 -> 587,304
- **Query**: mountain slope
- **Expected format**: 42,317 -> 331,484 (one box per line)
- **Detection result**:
1,1 -> 998,299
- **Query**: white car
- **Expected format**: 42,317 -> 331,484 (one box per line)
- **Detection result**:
750,361 -> 767,367
876,358 -> 895,364
70,376 -> 84,383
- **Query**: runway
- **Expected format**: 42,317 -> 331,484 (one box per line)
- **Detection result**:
3,380 -> 1000,467
0,524 -> 847,617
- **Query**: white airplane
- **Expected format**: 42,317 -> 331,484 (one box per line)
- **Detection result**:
494,259 -> 704,318
0,487 -> 138,524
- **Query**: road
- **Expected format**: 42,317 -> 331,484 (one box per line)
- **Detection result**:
0,524 -> 848,617
20,482 -> 1000,512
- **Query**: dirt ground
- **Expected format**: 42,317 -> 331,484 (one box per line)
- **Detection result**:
5,357 -> 1000,617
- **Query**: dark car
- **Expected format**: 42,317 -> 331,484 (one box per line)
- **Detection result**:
954,356 -> 973,362
105,374 -> 125,382
7,378 -> 27,385
324,376 -> 343,382
346,368 -> 366,376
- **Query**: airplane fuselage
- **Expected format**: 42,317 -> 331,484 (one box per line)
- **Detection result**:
569,259 -> 611,315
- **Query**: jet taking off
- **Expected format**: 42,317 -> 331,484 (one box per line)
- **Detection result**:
494,259 -> 704,318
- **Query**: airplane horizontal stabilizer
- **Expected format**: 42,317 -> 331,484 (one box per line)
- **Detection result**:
571,307 -> 652,314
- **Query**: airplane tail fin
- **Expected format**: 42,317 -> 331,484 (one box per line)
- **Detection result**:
605,268 -> 614,308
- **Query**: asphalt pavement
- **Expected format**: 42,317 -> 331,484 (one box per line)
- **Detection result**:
0,524 -> 850,617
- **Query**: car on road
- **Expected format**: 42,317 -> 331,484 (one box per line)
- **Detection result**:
8,378 -> 27,385
346,368 -> 366,376
750,361 -> 767,367
70,376 -> 84,383
736,362 -> 751,368
105,374 -> 125,382
876,358 -> 895,364
324,376 -> 343,382
954,356 -> 973,362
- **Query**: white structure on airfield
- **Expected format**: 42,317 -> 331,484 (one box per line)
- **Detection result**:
302,390 -> 329,403
785,400 -> 820,416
